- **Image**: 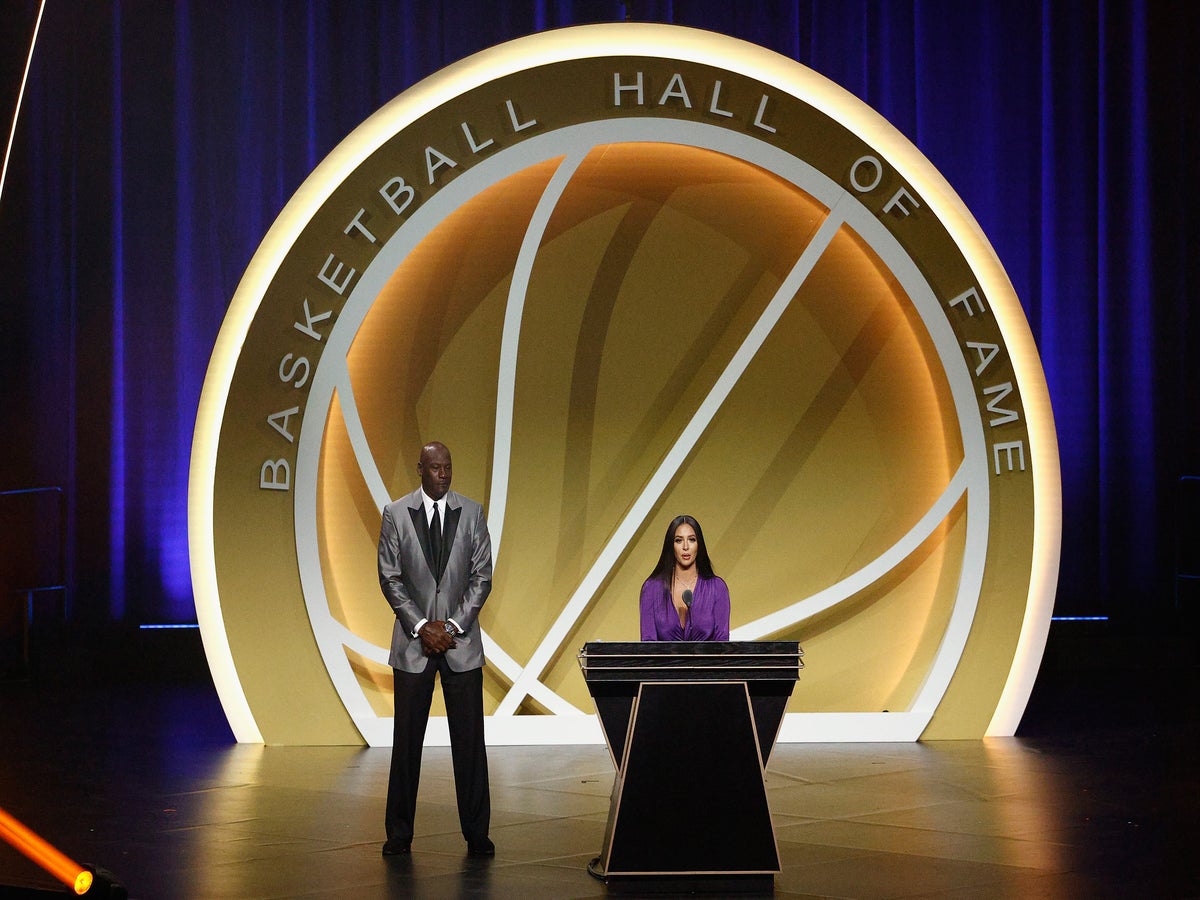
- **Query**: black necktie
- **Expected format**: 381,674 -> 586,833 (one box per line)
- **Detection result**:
430,501 -> 443,573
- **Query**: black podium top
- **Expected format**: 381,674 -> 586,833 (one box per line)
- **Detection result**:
578,640 -> 803,683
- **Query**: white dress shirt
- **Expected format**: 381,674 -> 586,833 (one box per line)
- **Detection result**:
411,489 -> 462,637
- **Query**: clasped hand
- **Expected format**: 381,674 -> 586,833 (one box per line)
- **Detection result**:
418,620 -> 457,655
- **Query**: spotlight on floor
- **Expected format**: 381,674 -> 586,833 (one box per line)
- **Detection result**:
76,866 -> 127,899
0,806 -> 125,898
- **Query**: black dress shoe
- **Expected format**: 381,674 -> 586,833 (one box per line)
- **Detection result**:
466,837 -> 495,857
382,838 -> 411,856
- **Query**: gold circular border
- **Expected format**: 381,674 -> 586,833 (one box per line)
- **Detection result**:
189,23 -> 1060,743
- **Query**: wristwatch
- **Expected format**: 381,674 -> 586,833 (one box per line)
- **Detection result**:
443,621 -> 458,635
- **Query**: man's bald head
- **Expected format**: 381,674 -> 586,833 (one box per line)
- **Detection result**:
417,442 -> 452,500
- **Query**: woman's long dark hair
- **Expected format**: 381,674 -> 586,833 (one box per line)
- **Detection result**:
647,515 -> 716,587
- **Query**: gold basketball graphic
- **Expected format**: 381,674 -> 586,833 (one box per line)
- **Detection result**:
190,24 -> 1060,745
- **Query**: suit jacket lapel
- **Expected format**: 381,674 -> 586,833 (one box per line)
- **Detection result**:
439,504 -> 462,581
407,501 -> 437,576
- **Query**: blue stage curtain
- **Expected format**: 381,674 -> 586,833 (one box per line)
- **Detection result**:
0,0 -> 1194,624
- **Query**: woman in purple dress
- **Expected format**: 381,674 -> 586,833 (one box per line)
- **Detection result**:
639,515 -> 730,641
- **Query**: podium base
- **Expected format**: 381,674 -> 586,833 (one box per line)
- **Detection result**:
588,858 -> 773,895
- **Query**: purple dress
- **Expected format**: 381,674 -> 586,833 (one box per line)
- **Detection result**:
639,575 -> 731,641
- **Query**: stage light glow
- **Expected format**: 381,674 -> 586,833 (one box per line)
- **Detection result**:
0,0 -> 46,209
0,805 -> 89,894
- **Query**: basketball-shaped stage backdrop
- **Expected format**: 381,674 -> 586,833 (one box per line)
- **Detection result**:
188,23 -> 1060,747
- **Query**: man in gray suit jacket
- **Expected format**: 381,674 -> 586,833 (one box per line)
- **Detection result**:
377,441 -> 494,857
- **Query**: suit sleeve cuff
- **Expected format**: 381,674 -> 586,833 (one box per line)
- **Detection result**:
411,617 -> 428,638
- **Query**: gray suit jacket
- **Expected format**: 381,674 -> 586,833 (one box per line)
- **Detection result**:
377,488 -> 493,674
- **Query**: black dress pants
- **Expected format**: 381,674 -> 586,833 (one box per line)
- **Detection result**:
386,656 -> 490,845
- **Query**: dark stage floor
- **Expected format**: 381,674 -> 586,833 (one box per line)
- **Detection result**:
1,621 -> 1197,899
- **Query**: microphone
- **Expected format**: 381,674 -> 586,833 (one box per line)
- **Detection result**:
682,589 -> 693,608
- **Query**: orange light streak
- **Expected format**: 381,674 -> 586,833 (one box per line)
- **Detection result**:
0,805 -> 91,894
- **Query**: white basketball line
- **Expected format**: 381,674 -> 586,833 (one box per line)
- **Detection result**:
488,150 -> 588,565
331,618 -> 389,666
730,462 -> 968,639
333,364 -> 582,715
483,151 -> 592,716
834,202 -> 992,727
335,367 -> 392,512
495,202 -> 850,716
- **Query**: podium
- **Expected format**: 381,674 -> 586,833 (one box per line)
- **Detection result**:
579,641 -> 803,893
